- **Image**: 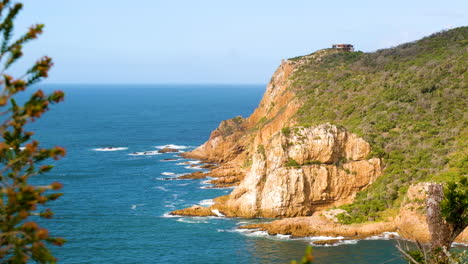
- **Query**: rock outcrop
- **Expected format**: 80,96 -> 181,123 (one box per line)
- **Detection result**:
213,124 -> 381,218
158,147 -> 179,153
395,182 -> 468,243
170,205 -> 216,217
239,213 -> 395,238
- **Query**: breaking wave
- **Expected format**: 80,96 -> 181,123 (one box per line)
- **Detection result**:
128,150 -> 161,156
93,147 -> 128,151
199,199 -> 215,207
155,144 -> 190,150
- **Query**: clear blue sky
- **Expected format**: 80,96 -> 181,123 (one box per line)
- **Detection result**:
13,0 -> 467,84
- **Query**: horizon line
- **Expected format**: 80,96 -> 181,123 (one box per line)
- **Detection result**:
37,82 -> 267,86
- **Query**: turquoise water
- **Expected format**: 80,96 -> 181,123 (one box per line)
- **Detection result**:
28,84 -> 405,264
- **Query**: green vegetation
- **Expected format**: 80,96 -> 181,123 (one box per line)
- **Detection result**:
0,1 -> 66,263
219,116 -> 244,137
257,144 -> 266,157
290,246 -> 314,264
242,157 -> 253,168
397,177 -> 467,264
285,158 -> 300,167
281,127 -> 291,136
304,160 -> 321,165
440,176 -> 467,239
289,27 -> 468,223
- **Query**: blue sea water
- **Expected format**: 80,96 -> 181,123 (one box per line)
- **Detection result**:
27,84 -> 405,264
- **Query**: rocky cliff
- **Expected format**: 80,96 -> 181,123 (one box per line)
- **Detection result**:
178,50 -> 383,219
214,124 -> 381,218
174,27 -> 467,242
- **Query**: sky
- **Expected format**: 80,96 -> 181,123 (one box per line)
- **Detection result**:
12,0 -> 468,84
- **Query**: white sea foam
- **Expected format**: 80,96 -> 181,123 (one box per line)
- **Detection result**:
177,183 -> 190,186
313,239 -> 359,247
275,234 -> 292,239
365,232 -> 400,240
234,228 -> 274,238
306,236 -> 345,241
130,204 -> 144,210
155,144 -> 189,150
211,209 -> 225,217
200,186 -> 236,190
162,213 -> 180,218
199,199 -> 215,207
184,166 -> 203,170
153,186 -> 169,191
164,204 -> 175,208
201,177 -> 214,185
236,228 -> 353,243
176,217 -> 209,224
175,160 -> 200,165
161,172 -> 176,176
128,150 -> 161,156
241,230 -> 270,238
93,147 -> 128,151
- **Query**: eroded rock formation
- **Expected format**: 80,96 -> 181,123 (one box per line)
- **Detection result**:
213,124 -> 381,218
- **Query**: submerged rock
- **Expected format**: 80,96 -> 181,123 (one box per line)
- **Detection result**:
158,148 -> 179,153
177,171 -> 208,179
312,239 -> 342,246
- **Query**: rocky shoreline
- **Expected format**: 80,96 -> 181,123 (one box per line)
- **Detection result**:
170,164 -> 468,244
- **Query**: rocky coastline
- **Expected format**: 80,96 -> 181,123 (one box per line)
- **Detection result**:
169,47 -> 467,244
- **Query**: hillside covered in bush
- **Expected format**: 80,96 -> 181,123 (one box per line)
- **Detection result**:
289,27 -> 467,223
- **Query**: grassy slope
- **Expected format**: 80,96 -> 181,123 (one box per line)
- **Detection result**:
288,27 -> 467,223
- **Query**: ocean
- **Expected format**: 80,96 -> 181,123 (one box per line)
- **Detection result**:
27,84 -> 405,264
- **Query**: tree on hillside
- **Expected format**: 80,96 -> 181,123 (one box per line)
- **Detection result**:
397,177 -> 467,264
0,1 -> 66,263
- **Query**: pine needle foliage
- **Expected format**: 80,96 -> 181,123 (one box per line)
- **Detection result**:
0,1 -> 66,263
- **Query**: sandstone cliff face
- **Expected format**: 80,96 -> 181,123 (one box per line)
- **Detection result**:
215,124 -> 381,218
180,53 -> 382,218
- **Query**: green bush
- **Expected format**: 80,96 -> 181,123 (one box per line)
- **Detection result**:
285,158 -> 300,167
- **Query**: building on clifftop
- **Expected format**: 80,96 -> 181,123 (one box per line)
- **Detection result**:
332,44 -> 354,51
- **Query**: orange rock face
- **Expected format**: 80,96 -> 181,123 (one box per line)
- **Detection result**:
216,124 -> 382,218
179,55 -> 382,219
170,205 -> 216,217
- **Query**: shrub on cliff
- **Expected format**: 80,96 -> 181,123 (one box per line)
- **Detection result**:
290,27 -> 467,223
397,177 -> 467,264
0,1 -> 65,263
